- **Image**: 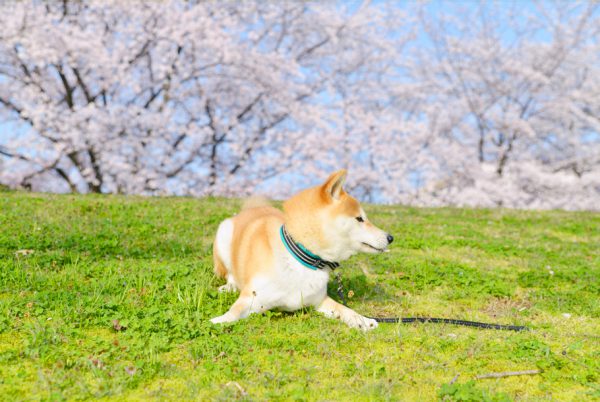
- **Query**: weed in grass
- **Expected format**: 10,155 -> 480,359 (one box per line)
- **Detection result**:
439,380 -> 511,402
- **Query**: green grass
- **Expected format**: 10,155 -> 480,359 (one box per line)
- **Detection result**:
1,191 -> 599,401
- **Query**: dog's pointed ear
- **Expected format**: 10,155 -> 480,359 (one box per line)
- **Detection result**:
321,169 -> 347,201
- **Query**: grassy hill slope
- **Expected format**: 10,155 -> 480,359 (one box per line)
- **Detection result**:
0,191 -> 599,400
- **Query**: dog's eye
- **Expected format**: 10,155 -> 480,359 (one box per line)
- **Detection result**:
355,216 -> 364,222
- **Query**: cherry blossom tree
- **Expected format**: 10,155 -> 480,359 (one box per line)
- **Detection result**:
0,1 -> 598,210
380,1 -> 600,210
0,0 -> 407,195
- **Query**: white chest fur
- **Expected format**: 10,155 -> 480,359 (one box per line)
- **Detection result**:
251,248 -> 330,312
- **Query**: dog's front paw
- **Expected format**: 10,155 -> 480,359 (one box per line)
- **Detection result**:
218,283 -> 236,293
210,313 -> 233,324
209,316 -> 224,324
346,313 -> 378,331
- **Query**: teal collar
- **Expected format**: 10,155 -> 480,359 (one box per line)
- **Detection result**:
280,225 -> 339,270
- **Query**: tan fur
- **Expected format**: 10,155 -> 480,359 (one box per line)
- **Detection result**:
216,170 -> 355,287
241,195 -> 271,210
283,169 -> 359,255
229,206 -> 284,289
212,241 -> 228,279
282,186 -> 329,253
210,169 -> 390,330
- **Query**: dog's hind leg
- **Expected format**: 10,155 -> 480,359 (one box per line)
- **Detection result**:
213,219 -> 237,292
213,250 -> 236,293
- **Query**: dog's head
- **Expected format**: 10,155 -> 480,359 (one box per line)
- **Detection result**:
283,169 -> 393,262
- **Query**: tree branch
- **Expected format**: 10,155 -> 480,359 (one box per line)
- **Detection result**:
0,97 -> 34,126
87,148 -> 103,192
229,113 -> 288,175
0,146 -> 77,192
206,100 -> 220,190
72,67 -> 94,103
475,369 -> 541,380
54,64 -> 75,109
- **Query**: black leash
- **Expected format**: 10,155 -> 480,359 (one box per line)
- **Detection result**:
334,273 -> 528,332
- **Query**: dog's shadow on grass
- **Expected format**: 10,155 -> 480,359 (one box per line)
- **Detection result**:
327,272 -> 392,305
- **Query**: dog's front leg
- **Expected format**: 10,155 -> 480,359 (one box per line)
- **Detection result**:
316,296 -> 378,331
210,290 -> 266,324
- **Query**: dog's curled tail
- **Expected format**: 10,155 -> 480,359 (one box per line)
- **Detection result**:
241,195 -> 271,210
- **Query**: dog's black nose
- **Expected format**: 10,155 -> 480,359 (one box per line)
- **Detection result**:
386,234 -> 394,244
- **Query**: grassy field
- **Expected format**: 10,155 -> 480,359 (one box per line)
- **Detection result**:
0,190 -> 598,401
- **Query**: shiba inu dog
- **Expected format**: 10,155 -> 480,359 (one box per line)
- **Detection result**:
210,170 -> 393,331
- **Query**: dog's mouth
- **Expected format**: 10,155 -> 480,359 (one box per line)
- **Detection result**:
361,242 -> 388,253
